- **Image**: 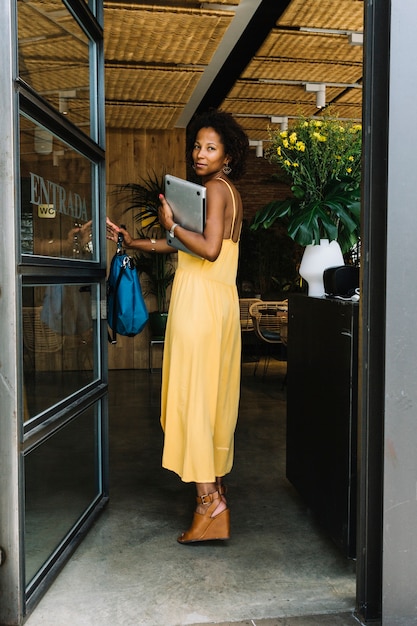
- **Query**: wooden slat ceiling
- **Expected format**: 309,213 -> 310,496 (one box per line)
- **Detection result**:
103,0 -> 363,139
18,0 -> 364,141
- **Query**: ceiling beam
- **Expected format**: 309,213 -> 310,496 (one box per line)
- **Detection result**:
175,0 -> 291,127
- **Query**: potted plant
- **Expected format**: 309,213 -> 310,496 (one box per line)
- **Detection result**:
251,114 -> 362,250
119,171 -> 176,336
251,114 -> 362,296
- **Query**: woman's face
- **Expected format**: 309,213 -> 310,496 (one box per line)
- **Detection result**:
192,127 -> 230,179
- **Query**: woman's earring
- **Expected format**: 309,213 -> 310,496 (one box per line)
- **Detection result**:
222,162 -> 232,175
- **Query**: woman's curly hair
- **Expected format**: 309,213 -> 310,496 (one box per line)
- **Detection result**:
186,110 -> 249,180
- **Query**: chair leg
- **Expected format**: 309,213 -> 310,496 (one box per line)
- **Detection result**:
252,344 -> 261,376
262,354 -> 268,378
262,349 -> 271,379
253,351 -> 265,376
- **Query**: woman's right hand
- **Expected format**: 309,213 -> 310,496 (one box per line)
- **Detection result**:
106,217 -> 133,246
106,216 -> 175,254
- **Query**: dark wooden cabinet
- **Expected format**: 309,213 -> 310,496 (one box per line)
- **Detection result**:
286,295 -> 358,558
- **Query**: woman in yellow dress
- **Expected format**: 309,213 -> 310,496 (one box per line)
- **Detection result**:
107,110 -> 249,543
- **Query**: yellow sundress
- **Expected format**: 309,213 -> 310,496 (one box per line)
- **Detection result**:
160,179 -> 241,483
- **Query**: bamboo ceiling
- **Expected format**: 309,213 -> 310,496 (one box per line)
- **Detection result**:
103,0 -> 364,139
18,0 -> 364,142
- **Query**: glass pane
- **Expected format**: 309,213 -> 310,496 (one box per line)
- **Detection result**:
20,116 -> 96,260
17,0 -> 92,134
25,406 -> 101,585
23,283 -> 99,421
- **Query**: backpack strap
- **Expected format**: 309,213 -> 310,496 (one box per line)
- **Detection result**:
108,256 -> 128,344
108,230 -> 126,344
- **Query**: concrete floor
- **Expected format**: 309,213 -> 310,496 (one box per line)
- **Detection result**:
25,360 -> 358,626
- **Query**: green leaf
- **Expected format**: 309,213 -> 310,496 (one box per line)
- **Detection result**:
291,185 -> 305,200
251,198 -> 295,230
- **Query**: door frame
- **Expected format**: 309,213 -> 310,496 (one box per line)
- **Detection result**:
0,1 -> 108,624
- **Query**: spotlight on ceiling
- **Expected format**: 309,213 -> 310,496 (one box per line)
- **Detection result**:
348,32 -> 363,45
34,127 -> 53,154
305,83 -> 326,109
249,140 -> 263,157
58,90 -> 77,115
270,116 -> 289,131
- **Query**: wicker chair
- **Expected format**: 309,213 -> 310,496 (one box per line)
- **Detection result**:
239,297 -> 262,363
22,306 -> 64,369
239,297 -> 262,333
249,300 -> 288,376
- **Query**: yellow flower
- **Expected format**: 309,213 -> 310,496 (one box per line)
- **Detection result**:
267,115 -> 362,199
312,132 -> 327,142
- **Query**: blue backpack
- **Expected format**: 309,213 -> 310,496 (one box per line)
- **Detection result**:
107,232 -> 149,343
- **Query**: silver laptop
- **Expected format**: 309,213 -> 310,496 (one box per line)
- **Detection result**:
164,175 -> 206,256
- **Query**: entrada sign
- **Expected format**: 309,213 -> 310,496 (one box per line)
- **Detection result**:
30,172 -> 89,221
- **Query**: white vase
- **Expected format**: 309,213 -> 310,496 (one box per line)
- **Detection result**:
299,239 -> 344,297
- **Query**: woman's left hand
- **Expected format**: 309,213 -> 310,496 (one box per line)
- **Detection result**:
158,194 -> 174,230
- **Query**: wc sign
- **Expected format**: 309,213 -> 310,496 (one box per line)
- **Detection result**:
38,204 -> 56,218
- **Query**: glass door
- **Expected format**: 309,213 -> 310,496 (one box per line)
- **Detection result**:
0,1 -> 107,623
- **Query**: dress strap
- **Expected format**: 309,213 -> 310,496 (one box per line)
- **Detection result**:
217,177 -> 239,240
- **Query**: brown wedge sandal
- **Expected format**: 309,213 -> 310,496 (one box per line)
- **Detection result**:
217,483 -> 227,496
177,490 -> 230,544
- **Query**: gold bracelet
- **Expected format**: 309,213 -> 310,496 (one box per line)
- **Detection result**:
150,238 -> 156,252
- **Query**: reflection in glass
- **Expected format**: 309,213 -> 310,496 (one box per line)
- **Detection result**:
20,116 -> 96,260
17,0 -> 91,133
25,406 -> 100,585
22,284 -> 99,421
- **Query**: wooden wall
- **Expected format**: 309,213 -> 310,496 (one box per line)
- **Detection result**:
106,127 -> 186,370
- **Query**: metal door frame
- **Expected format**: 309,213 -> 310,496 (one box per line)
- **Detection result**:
0,1 -> 108,624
